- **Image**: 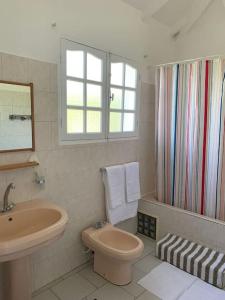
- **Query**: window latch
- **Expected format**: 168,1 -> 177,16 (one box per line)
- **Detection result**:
109,93 -> 114,102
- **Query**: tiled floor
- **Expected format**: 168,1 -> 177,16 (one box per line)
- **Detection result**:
32,234 -> 161,300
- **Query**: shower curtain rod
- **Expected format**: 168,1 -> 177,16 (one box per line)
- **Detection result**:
156,54 -> 225,67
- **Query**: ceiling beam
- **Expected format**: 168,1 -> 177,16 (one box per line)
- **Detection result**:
182,0 -> 213,33
170,17 -> 187,39
142,0 -> 169,23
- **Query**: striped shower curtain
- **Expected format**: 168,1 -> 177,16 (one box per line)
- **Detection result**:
156,58 -> 225,220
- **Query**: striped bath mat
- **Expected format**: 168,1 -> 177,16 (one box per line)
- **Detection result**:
156,233 -> 225,288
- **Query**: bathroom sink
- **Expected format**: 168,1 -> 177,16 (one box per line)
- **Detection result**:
0,199 -> 68,262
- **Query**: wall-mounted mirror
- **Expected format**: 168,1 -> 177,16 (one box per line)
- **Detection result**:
0,81 -> 35,152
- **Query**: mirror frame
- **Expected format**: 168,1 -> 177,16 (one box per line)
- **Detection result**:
0,80 -> 35,153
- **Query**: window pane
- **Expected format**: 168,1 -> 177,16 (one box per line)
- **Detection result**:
86,110 -> 101,133
111,63 -> 123,86
125,64 -> 137,88
109,112 -> 122,132
123,113 -> 135,132
67,109 -> 84,133
110,88 -> 123,109
87,53 -> 102,82
67,50 -> 84,78
87,84 -> 102,108
124,90 -> 136,110
67,80 -> 84,106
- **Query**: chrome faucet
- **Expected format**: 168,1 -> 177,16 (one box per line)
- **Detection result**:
95,221 -> 106,229
2,183 -> 15,213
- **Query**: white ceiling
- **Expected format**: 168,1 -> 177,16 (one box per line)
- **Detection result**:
122,0 -> 150,10
122,0 -> 216,38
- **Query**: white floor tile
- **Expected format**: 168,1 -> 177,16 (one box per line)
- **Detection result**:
32,290 -> 59,300
122,267 -> 146,297
136,290 -> 161,300
51,273 -> 96,300
134,254 -> 162,273
63,262 -> 91,280
137,234 -> 156,257
137,234 -> 156,249
33,237 -> 158,300
79,264 -> 107,288
122,282 -> 145,298
133,267 -> 147,282
86,283 -> 134,300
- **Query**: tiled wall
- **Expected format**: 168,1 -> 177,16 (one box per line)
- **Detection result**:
139,198 -> 225,252
0,53 -> 155,292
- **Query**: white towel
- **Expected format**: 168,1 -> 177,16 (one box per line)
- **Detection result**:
138,262 -> 197,300
179,279 -> 225,300
102,164 -> 138,225
103,165 -> 125,209
125,162 -> 141,203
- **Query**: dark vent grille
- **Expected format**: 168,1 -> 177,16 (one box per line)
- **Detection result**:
137,212 -> 157,240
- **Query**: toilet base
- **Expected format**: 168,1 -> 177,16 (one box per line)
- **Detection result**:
94,252 -> 132,285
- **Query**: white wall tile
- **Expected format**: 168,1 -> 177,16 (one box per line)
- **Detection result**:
28,60 -> 51,92
34,92 -> 57,122
0,54 -> 156,293
0,54 -> 3,80
49,64 -> 58,93
1,53 -> 29,82
35,122 -> 52,151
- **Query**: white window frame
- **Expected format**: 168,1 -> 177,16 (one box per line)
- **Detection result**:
60,39 -> 107,141
108,54 -> 140,139
60,39 -> 140,142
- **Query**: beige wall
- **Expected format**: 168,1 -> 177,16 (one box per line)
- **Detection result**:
175,0 -> 225,60
0,0 -> 175,66
0,52 -> 155,292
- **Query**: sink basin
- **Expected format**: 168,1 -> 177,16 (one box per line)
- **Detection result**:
0,199 -> 68,300
0,199 -> 68,262
0,208 -> 61,241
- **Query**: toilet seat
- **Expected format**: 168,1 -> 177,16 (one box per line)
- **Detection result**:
86,225 -> 142,260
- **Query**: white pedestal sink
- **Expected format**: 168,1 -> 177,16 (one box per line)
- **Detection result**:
0,199 -> 68,300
